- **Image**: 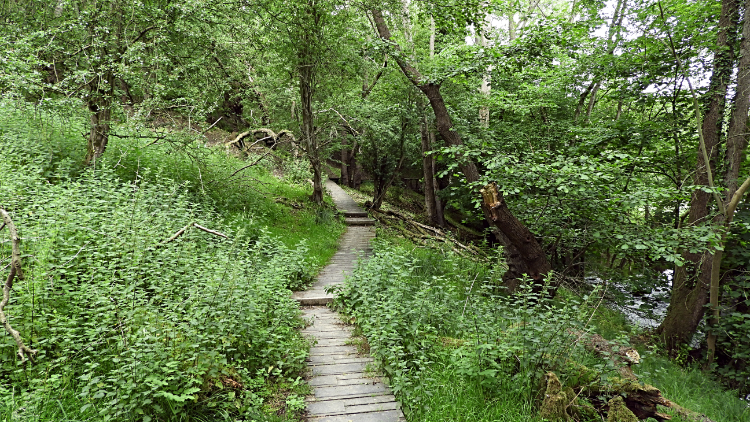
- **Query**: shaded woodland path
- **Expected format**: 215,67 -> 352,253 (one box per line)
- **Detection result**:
293,180 -> 405,422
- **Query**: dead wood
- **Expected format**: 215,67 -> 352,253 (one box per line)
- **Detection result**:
563,332 -> 715,422
160,222 -> 229,245
0,208 -> 38,362
192,223 -> 228,239
368,208 -> 487,259
573,330 -> 640,380
162,222 -> 194,244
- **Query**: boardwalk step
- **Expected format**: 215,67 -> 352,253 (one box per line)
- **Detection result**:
294,296 -> 333,305
345,217 -> 375,226
343,210 -> 369,218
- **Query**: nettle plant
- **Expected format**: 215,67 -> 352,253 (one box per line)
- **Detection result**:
333,237 -> 620,413
1,146 -> 313,420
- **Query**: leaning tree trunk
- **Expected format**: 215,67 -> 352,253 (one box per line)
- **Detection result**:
656,0 -> 739,351
371,9 -> 553,291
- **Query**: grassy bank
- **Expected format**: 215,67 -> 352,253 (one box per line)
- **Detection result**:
0,100 -> 344,421
332,233 -> 750,422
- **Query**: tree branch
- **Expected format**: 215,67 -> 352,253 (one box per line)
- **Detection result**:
192,223 -> 228,239
0,209 -> 38,362
160,222 -> 229,246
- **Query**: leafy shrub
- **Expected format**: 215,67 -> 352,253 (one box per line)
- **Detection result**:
0,166 -> 312,420
281,158 -> 313,186
715,275 -> 750,393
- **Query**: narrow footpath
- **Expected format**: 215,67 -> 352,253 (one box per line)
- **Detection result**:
292,180 -> 405,422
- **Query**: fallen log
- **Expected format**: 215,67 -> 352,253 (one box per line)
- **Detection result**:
555,332 -> 717,422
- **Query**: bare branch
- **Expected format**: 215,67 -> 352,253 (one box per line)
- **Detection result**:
227,145 -> 276,179
161,222 -> 194,245
202,117 -> 223,134
160,222 -> 229,246
0,209 -> 38,363
192,223 -> 228,239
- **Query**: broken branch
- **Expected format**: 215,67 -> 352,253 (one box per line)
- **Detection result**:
0,208 -> 38,362
192,223 -> 228,239
368,208 -> 487,259
160,222 -> 229,246
161,222 -> 194,245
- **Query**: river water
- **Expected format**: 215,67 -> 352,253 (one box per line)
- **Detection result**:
586,270 -> 672,329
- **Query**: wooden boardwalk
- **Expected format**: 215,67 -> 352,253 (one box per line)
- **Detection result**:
293,180 -> 405,422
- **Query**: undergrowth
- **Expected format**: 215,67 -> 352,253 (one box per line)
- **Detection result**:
331,234 -> 598,420
0,100 -> 343,421
332,232 -> 750,422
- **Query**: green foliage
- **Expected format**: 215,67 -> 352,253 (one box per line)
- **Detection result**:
281,158 -> 313,187
712,205 -> 750,394
635,355 -> 750,422
332,234 -> 750,421
331,235 -> 612,419
0,101 -> 342,421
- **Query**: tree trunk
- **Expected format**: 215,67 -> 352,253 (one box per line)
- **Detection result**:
348,139 -> 360,188
707,0 -> 750,363
341,136 -> 349,184
725,0 -> 750,201
421,118 -> 439,225
475,27 -> 491,127
481,183 -> 553,289
353,160 -> 363,189
433,141 -> 447,227
300,57 -> 323,204
424,15 -> 444,226
372,121 -> 407,209
656,0 -> 739,351
298,0 -> 324,204
84,70 -> 114,166
585,81 -> 600,122
371,9 -> 553,291
574,80 -> 597,123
